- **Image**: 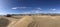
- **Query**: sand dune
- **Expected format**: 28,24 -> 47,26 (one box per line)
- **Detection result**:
7,16 -> 33,27
0,16 -> 60,27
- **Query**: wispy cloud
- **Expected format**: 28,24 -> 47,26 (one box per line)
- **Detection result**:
37,8 -> 42,10
50,8 -> 56,11
21,10 -> 43,14
12,7 -> 27,9
12,7 -> 17,9
21,8 -> 57,14
21,8 -> 43,14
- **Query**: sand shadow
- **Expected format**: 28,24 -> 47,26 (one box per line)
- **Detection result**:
0,18 -> 9,27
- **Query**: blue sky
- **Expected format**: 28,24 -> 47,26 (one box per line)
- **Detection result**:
0,0 -> 60,15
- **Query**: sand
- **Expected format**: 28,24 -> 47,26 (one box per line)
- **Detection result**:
0,16 -> 60,27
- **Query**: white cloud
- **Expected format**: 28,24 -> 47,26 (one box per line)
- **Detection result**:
37,8 -> 42,10
20,11 -> 31,14
12,7 -> 27,9
12,7 -> 43,14
19,8 -> 43,14
12,7 -> 17,9
21,9 -> 43,14
50,8 -> 56,11
32,10 -> 43,13
52,9 -> 56,11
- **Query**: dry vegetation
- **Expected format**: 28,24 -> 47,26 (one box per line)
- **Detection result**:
0,15 -> 60,27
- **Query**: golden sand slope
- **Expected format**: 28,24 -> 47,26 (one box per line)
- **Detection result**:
7,16 -> 33,27
30,16 -> 60,27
